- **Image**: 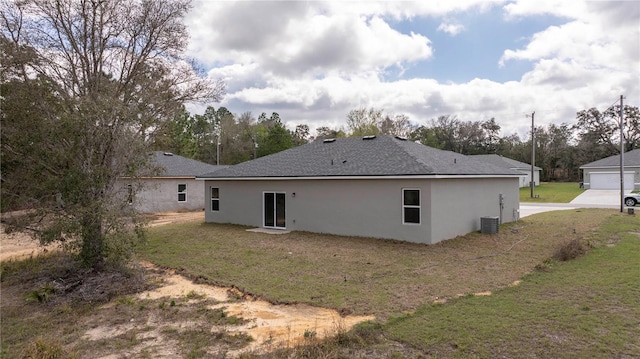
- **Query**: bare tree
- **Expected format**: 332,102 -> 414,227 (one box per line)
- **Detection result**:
575,105 -> 640,153
293,124 -> 310,145
1,0 -> 224,269
379,114 -> 414,138
314,126 -> 346,141
346,107 -> 383,136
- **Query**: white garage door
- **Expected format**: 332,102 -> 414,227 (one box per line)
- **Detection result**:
590,172 -> 634,190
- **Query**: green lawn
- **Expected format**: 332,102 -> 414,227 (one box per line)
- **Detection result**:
3,209 -> 638,358
140,209 -> 639,357
520,182 -> 585,203
141,209 -> 615,318
384,213 -> 640,358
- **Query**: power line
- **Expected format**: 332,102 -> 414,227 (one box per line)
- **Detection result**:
602,97 -> 622,114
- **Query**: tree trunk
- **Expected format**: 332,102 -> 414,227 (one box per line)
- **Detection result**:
81,213 -> 105,270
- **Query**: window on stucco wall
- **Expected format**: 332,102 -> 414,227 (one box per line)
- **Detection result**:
178,184 -> 187,202
211,187 -> 219,211
403,188 -> 420,224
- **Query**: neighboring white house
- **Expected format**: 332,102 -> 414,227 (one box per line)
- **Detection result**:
580,149 -> 640,190
124,152 -> 227,213
197,135 -> 522,245
471,154 -> 541,188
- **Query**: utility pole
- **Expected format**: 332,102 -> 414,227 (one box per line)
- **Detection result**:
530,112 -> 535,199
216,132 -> 220,166
620,95 -> 625,212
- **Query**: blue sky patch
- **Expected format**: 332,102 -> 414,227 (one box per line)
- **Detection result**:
386,7 -> 569,83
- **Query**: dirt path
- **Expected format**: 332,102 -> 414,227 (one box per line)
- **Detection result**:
1,211 -> 374,356
127,262 -> 374,356
0,211 -> 204,261
0,225 -> 58,262
145,211 -> 204,227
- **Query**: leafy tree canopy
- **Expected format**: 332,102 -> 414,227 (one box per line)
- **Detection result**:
1,0 -> 224,269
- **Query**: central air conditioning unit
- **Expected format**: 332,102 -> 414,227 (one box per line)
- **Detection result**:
481,216 -> 499,234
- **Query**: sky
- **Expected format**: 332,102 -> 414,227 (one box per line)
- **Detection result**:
185,0 -> 640,139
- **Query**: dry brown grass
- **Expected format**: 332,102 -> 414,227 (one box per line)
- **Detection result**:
4,208 -> 634,358
553,238 -> 588,261
143,209 -> 613,318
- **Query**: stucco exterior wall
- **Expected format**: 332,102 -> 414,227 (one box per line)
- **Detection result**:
203,177 -> 519,244
430,178 -> 519,242
121,178 -> 207,213
517,170 -> 540,188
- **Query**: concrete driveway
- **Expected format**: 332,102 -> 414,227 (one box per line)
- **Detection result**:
519,203 -> 579,218
520,190 -> 623,218
569,190 -> 627,206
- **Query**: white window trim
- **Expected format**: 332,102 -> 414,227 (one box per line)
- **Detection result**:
177,183 -> 187,202
402,188 -> 421,225
211,187 -> 219,212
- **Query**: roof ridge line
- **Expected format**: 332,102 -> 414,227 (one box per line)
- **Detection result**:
389,136 -> 436,173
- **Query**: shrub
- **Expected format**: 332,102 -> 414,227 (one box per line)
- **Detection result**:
20,338 -> 74,359
26,285 -> 56,303
553,238 -> 587,261
350,320 -> 384,344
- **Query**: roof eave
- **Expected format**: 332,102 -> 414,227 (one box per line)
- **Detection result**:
580,165 -> 639,169
197,174 -> 521,181
121,176 -> 196,179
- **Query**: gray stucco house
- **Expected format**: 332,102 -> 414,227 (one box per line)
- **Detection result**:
471,154 -> 541,188
123,152 -> 227,213
197,135 -> 522,244
580,149 -> 640,190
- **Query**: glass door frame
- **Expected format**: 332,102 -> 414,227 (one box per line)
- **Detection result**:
263,191 -> 286,229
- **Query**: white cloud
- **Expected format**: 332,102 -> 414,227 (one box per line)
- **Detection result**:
497,0 -> 639,128
206,63 -> 263,91
500,20 -> 632,73
322,0 -> 503,19
187,1 -> 433,78
263,14 -> 433,77
502,0 -> 588,19
437,21 -> 465,36
185,0 -> 639,140
501,0 -> 638,72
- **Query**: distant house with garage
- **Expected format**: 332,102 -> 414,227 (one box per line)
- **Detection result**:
124,151 -> 227,213
579,149 -> 640,190
197,135 -> 522,244
470,154 -> 541,188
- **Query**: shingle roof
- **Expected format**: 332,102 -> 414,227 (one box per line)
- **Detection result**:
198,135 -> 522,178
471,154 -> 542,171
152,151 -> 227,177
580,149 -> 640,168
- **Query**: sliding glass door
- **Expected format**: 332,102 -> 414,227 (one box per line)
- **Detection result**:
264,192 -> 286,228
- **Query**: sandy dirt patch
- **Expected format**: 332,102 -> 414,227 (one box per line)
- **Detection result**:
2,211 -> 374,356
0,225 -> 61,262
145,210 -> 204,227
216,300 -> 372,355
82,262 -> 374,357
137,271 -> 230,302
1,211 -> 204,261
130,262 -> 374,356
